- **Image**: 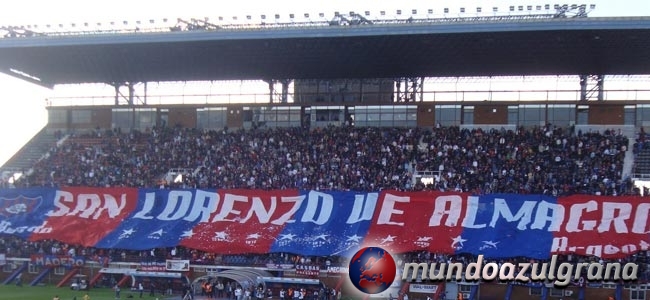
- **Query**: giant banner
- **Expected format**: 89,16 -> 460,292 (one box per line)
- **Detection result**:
0,188 -> 648,259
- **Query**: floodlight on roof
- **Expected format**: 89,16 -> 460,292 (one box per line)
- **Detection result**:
232,16 -> 237,20
460,7 -> 465,13
554,4 -> 560,9
289,14 -> 294,19
477,7 -> 482,13
318,12 -> 324,17
396,10 -> 402,15
590,4 -> 596,9
518,6 -> 523,11
571,4 -> 578,9
427,9 -> 433,14
510,6 -> 515,11
443,8 -> 449,13
527,5 -> 532,10
493,7 -> 498,12
218,17 -> 223,21
536,5 -> 542,10
364,11 -> 370,16
247,15 -> 252,20
545,4 -> 550,9
304,13 -> 309,18
412,9 -> 417,14
274,14 -> 280,19
261,15 -> 266,19
380,11 -> 385,16
149,19 -> 154,24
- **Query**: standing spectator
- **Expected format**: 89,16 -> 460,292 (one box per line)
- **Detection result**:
149,282 -> 156,297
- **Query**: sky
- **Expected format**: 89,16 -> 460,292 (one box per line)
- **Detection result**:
0,0 -> 649,168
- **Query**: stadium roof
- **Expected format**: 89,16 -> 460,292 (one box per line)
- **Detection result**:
0,17 -> 649,88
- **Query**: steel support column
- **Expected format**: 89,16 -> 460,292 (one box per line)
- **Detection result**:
579,75 -> 604,101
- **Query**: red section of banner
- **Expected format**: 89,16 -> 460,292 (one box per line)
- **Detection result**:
29,187 -> 139,247
554,195 -> 650,259
179,189 -> 300,254
363,191 -> 466,254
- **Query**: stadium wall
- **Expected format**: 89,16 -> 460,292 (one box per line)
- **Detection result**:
588,103 -> 625,125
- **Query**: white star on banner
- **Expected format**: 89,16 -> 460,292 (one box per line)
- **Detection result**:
278,233 -> 296,241
247,233 -> 261,239
379,235 -> 396,245
347,235 -> 362,243
119,228 -> 135,239
451,235 -> 467,249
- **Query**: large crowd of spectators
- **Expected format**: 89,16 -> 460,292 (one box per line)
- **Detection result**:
15,124 -> 639,196
3,124 -> 650,286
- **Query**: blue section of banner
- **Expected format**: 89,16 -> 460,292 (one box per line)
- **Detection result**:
269,191 -> 374,257
455,194 -> 556,259
0,188 -> 55,239
94,189 -> 206,249
540,285 -> 548,300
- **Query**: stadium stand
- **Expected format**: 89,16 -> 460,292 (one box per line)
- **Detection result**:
15,125 -> 635,197
2,5 -> 650,300
2,124 -> 648,289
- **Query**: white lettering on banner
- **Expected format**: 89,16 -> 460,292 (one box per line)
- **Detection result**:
300,191 -> 333,225
133,192 -> 156,219
241,197 -> 277,223
134,191 -> 221,222
133,192 -> 307,224
185,190 -> 220,222
47,191 -> 127,219
429,195 -> 462,227
269,195 -> 304,225
632,203 -> 650,234
489,199 -> 536,230
598,203 -> 632,233
377,194 -> 410,226
461,196 -> 485,228
127,191 -> 650,233
346,193 -> 378,224
530,201 -> 564,232
212,194 -> 248,222
0,221 -> 53,234
551,237 -> 650,257
159,191 -> 193,221
566,201 -> 598,232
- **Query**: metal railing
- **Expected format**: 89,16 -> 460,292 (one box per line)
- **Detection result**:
0,12 -> 598,39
